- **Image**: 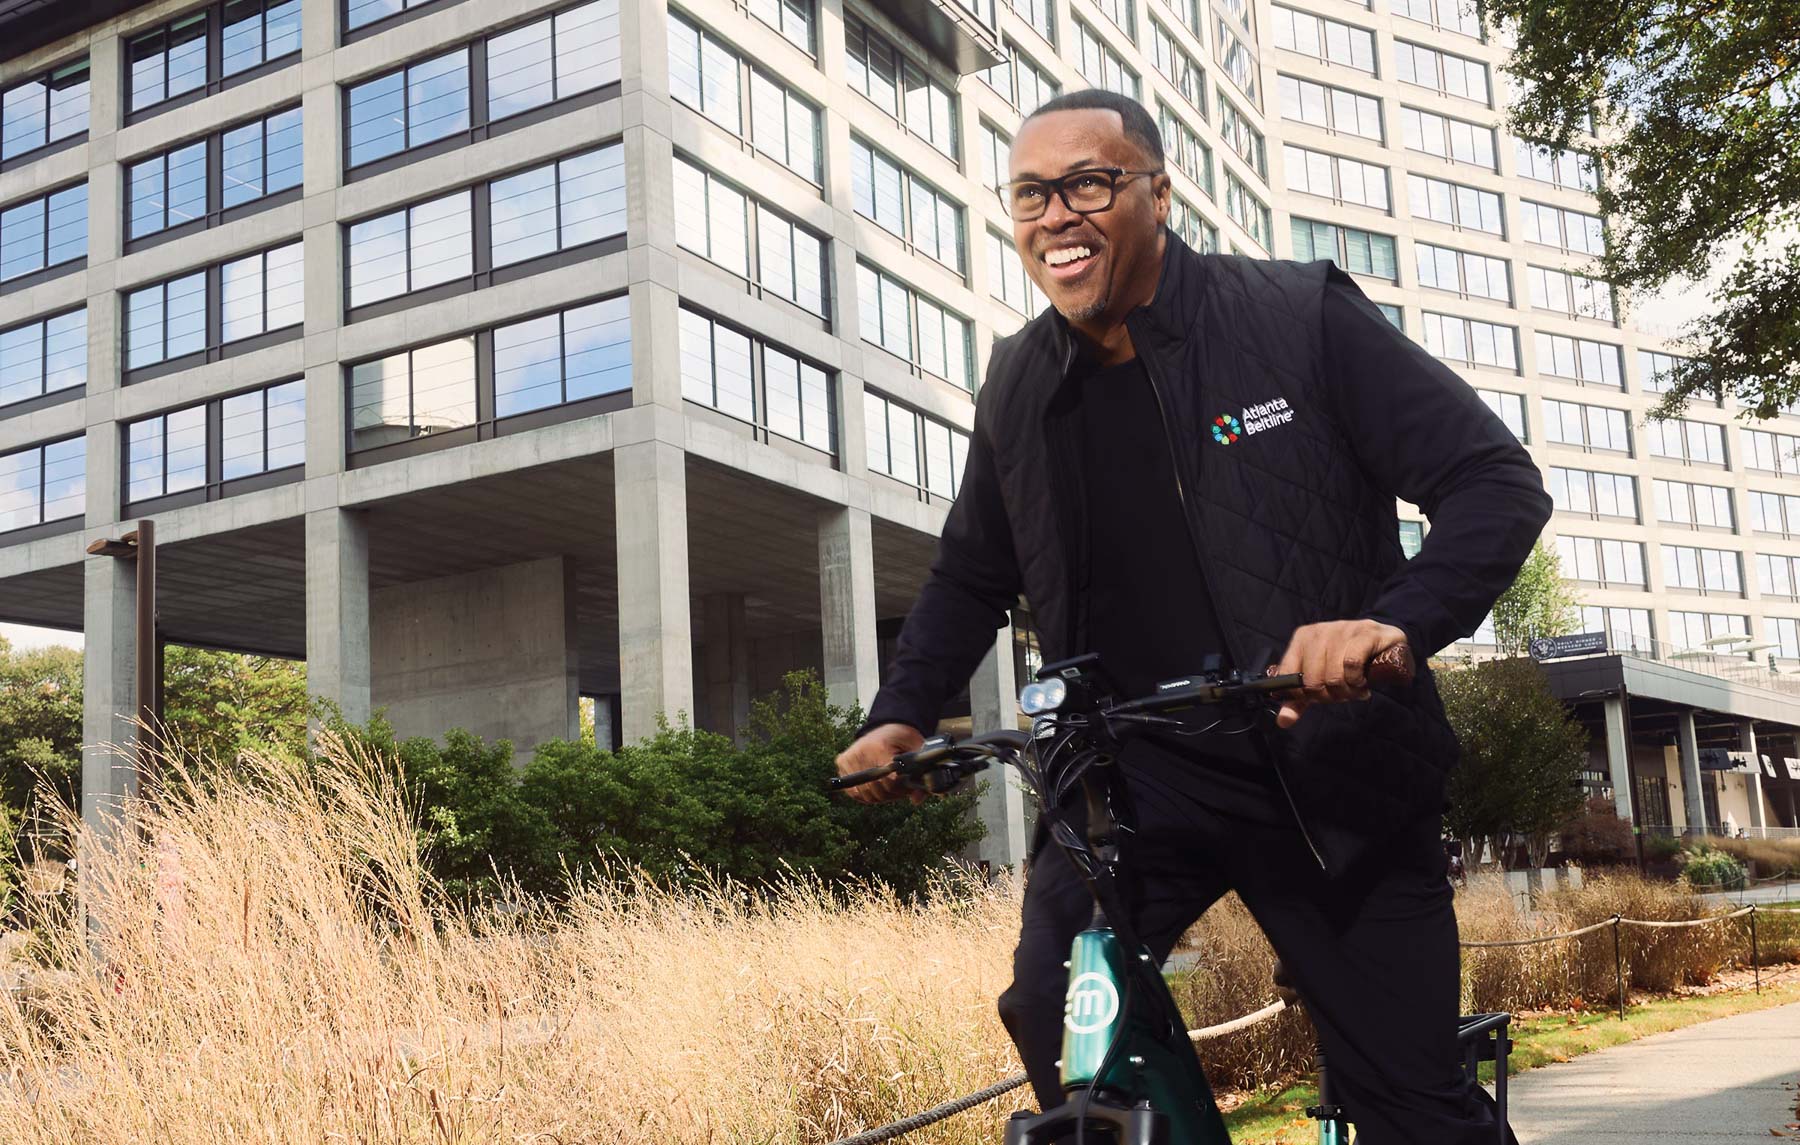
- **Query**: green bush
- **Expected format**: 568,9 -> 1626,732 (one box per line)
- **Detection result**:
1681,845 -> 1745,891
1644,834 -> 1683,863
325,671 -> 985,901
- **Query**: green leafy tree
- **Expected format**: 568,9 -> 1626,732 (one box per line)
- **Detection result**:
162,646 -> 311,767
1438,657 -> 1591,872
0,637 -> 82,812
1490,540 -> 1581,657
1483,1 -> 1800,420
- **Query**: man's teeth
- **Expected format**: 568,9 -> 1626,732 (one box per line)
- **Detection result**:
1044,246 -> 1092,266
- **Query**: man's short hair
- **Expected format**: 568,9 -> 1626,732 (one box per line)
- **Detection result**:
1021,89 -> 1165,168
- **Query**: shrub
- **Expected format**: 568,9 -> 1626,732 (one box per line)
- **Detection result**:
1559,796 -> 1635,866
1681,845 -> 1746,892
1707,835 -> 1800,878
1644,834 -> 1683,863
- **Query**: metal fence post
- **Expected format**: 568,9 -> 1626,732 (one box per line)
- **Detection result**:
1750,906 -> 1759,995
1611,914 -> 1625,1020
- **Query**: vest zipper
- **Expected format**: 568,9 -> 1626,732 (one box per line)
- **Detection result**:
1129,321 -> 1330,874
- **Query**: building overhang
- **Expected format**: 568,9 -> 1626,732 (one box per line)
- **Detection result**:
0,1 -> 156,64
1538,653 -> 1800,727
863,0 -> 1003,74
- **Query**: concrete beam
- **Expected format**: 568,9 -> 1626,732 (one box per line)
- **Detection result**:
1740,721 -> 1766,832
614,439 -> 694,742
1603,695 -> 1633,823
817,505 -> 880,713
1676,710 -> 1705,835
80,554 -> 137,837
969,627 -> 1027,873
305,508 -> 371,725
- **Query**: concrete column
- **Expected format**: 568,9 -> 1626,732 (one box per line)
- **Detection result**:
615,439 -> 694,742
817,506 -> 881,713
1740,721 -> 1767,832
81,556 -> 138,836
1603,695 -> 1633,823
969,627 -> 1027,873
701,592 -> 752,742
1676,711 -> 1706,836
305,508 -> 371,725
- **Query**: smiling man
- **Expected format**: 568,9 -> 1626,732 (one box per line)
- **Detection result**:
836,90 -> 1548,1143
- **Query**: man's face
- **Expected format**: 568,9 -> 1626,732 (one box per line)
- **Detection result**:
1009,108 -> 1170,326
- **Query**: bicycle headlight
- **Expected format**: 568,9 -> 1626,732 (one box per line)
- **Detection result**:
1019,677 -> 1068,716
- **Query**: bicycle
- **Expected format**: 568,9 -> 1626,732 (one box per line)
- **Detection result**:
833,650 -> 1513,1145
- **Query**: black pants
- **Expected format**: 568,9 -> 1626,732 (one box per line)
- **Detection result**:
996,764 -> 1518,1145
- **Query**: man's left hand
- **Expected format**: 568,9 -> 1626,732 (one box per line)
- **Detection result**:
1271,619 -> 1410,730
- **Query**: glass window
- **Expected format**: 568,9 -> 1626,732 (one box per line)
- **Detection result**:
1271,6 -> 1374,73
846,15 -> 958,156
749,71 -> 821,181
0,310 -> 86,408
669,11 -> 741,132
1073,19 -> 1141,100
222,0 -> 301,77
1407,173 -> 1502,236
761,344 -> 833,451
1290,218 -> 1396,279
1424,316 -> 1518,372
221,379 -> 306,479
221,241 -> 304,343
1150,19 -> 1206,118
492,296 -> 630,417
1535,333 -> 1623,388
1278,74 -> 1382,141
2,59 -> 90,160
748,0 -> 813,51
128,141 -> 207,239
1284,143 -> 1388,210
127,405 -> 207,502
222,107 -> 304,209
1400,106 -> 1496,169
126,271 -> 207,369
486,1 -> 618,122
349,337 -> 478,449
0,183 -> 87,281
128,14 -> 209,111
347,190 -> 472,306
347,48 -> 469,167
1217,93 -> 1267,180
0,437 -> 85,533
1394,40 -> 1488,104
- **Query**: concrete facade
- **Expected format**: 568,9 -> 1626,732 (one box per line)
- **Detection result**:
5,0 -> 1800,877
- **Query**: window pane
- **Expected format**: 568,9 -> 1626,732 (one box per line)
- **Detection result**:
495,313 -> 564,416
490,163 -> 558,266
562,296 -> 631,400
2,80 -> 46,160
166,406 -> 207,494
45,184 -> 86,266
348,211 -> 408,306
714,324 -> 754,421
168,17 -> 208,99
0,321 -> 42,405
0,446 -> 43,529
347,0 -> 404,30
487,17 -> 554,120
265,241 -> 303,330
126,420 -> 162,503
408,191 -> 472,290
558,145 -> 625,247
864,393 -> 890,474
266,379 -> 306,469
764,347 -> 802,441
556,0 -> 621,95
221,389 -> 265,480
126,286 -> 165,369
167,272 -> 207,359
679,308 -> 713,405
221,121 -> 264,209
40,438 -> 84,522
406,49 -> 469,147
0,197 -> 44,280
222,0 -> 266,76
48,62 -> 89,144
221,252 -> 265,342
413,338 -> 477,432
347,71 -> 406,166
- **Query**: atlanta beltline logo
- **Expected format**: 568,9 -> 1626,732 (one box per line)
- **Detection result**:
1212,397 -> 1295,444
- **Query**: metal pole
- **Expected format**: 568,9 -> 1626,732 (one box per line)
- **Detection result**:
134,519 -> 158,782
1611,914 -> 1625,1020
1751,906 -> 1759,995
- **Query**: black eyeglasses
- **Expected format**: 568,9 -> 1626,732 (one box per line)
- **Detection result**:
995,166 -> 1164,222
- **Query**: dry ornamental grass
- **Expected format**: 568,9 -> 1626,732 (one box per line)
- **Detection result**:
0,739 -> 1781,1143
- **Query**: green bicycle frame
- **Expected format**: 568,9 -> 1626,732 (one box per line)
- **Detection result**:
1057,927 -> 1233,1145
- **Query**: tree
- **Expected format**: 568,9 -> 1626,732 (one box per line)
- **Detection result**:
161,647 -> 311,768
1490,540 -> 1581,657
1560,795 -> 1636,868
1438,656 -> 1590,872
0,636 -> 82,813
1483,1 -> 1800,420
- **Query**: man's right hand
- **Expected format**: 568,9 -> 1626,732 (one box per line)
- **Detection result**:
835,723 -> 928,805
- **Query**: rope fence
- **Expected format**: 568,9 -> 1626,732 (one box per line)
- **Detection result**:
826,904 -> 1775,1144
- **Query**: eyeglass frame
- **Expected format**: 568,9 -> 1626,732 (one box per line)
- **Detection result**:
994,166 -> 1166,222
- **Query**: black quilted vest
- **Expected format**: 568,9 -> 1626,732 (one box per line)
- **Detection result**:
981,236 -> 1461,875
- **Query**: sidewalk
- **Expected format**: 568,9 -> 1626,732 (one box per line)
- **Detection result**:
1507,1000 -> 1800,1143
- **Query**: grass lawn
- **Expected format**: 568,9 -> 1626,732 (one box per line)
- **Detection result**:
1220,973 -> 1800,1145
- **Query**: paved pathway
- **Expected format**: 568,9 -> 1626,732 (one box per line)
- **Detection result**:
1507,1000 -> 1800,1143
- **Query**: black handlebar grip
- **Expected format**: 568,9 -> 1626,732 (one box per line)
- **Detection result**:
829,763 -> 896,790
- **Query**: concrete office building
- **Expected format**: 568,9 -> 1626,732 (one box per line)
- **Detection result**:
0,0 -> 1794,873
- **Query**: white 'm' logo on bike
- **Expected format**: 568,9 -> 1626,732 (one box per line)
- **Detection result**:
1064,972 -> 1120,1034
